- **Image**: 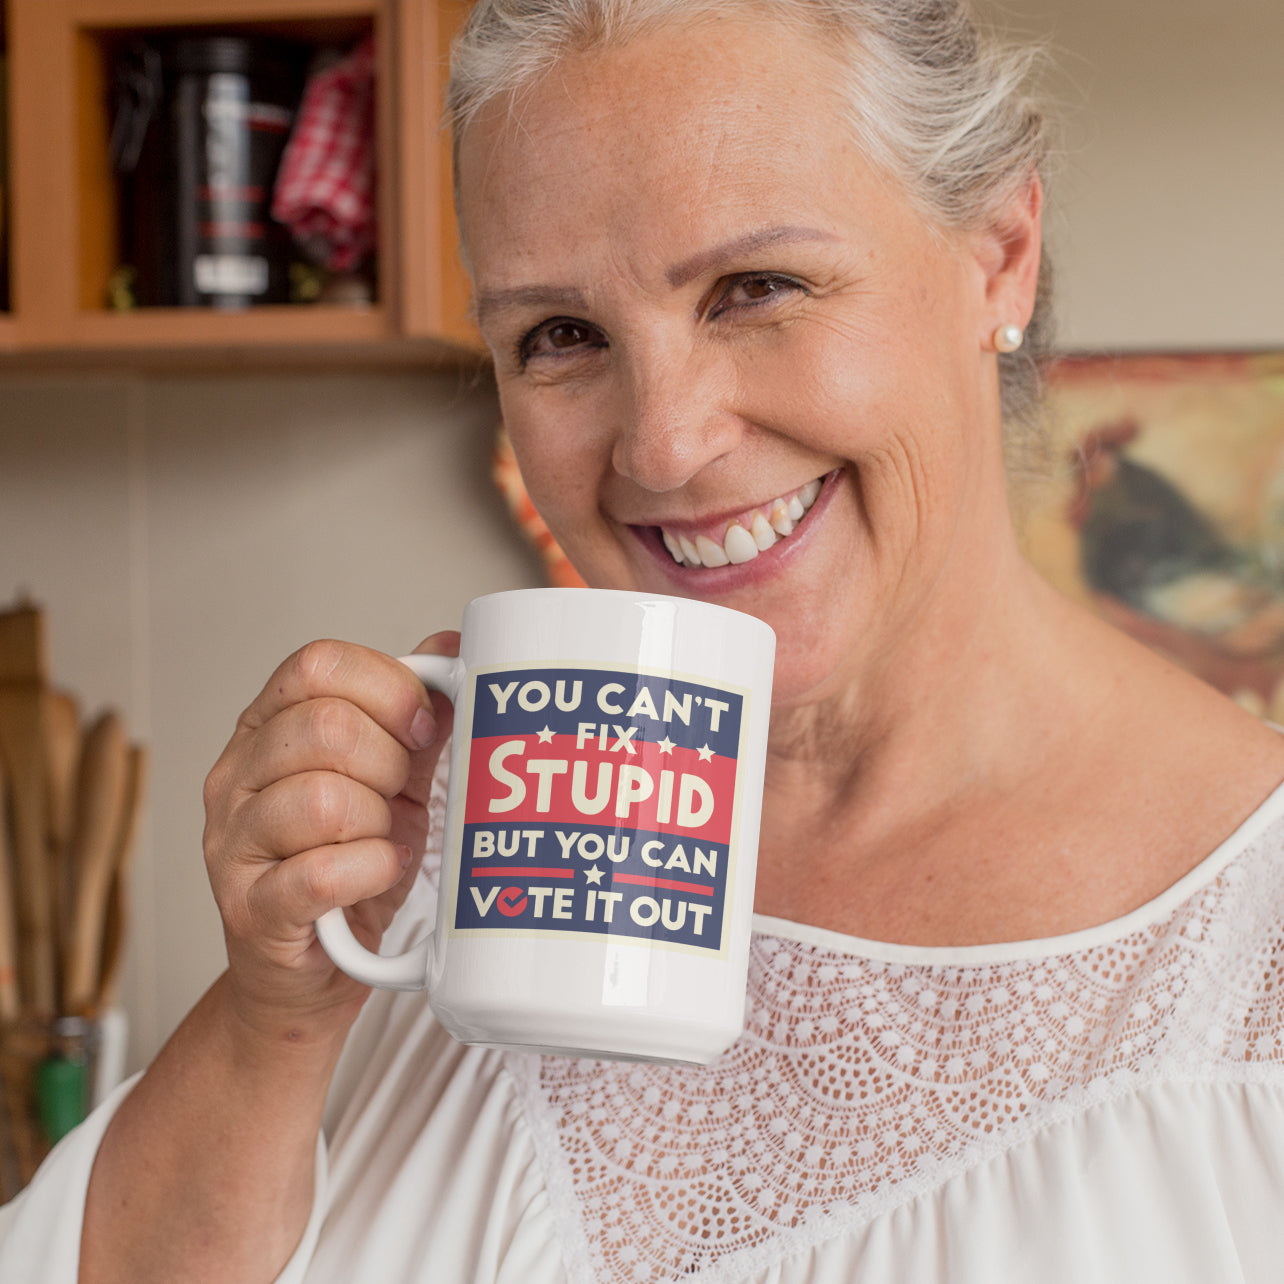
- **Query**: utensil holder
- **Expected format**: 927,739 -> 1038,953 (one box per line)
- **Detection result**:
0,1015 -> 100,1200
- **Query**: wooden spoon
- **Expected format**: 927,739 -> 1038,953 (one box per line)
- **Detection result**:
0,761 -> 22,1022
95,744 -> 148,1013
0,605 -> 56,1014
44,691 -> 80,858
62,712 -> 129,1016
0,761 -> 33,1196
43,690 -> 81,970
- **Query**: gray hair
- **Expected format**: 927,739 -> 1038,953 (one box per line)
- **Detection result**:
447,0 -> 1055,480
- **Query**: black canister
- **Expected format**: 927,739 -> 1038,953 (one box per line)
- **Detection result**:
115,36 -> 306,308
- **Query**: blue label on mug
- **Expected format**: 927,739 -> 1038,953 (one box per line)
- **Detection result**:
452,666 -> 746,953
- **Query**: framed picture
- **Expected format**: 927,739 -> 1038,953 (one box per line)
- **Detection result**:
1022,352 -> 1284,714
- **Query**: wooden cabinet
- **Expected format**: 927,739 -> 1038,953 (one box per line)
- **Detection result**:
0,4 -> 12,352
1,0 -> 481,365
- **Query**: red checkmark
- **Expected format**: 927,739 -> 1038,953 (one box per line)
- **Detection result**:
498,887 -> 528,917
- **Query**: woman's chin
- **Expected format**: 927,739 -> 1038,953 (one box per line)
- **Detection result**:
753,625 -> 860,712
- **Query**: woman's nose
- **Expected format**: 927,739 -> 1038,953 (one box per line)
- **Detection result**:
610,352 -> 744,493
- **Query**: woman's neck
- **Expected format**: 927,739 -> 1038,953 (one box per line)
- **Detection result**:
753,545 -> 1128,935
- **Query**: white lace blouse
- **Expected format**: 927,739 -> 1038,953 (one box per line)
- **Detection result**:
5,780 -> 1284,1283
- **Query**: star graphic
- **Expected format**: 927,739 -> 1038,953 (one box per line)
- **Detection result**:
697,743 -> 714,762
583,865 -> 605,885
536,725 -> 555,744
657,736 -> 676,755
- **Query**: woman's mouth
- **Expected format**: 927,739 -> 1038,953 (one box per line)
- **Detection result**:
655,475 -> 827,569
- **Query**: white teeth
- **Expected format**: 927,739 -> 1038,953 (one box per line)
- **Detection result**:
695,534 -> 730,567
723,523 -> 760,564
750,513 -> 778,551
659,475 -> 826,568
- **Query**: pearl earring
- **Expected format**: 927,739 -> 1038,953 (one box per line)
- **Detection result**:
993,323 -> 1024,354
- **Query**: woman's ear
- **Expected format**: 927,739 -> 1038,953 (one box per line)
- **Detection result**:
970,171 -> 1043,345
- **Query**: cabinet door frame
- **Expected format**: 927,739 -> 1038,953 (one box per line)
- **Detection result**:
396,0 -> 474,346
6,0 -> 479,358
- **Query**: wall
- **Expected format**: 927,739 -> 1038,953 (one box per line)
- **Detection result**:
0,370 -> 540,1070
979,0 -> 1284,350
0,0 -> 1281,1071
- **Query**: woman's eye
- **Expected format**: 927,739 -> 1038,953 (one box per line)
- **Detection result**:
519,318 -> 606,364
712,273 -> 803,315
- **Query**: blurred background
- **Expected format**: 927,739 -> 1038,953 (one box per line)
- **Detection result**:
0,0 -> 1280,1085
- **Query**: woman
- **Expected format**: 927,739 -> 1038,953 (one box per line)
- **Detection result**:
6,1 -> 1284,1280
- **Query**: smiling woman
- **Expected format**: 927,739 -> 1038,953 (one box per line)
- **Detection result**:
7,3 -> 1284,1284
453,0 -> 1055,476
453,5 -> 1045,714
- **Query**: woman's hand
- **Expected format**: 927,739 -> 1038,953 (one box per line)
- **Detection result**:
202,635 -> 458,1040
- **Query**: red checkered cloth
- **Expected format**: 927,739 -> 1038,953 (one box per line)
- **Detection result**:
271,36 -> 377,273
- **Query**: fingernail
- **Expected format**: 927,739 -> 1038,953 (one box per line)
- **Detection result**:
409,708 -> 435,749
397,844 -> 415,870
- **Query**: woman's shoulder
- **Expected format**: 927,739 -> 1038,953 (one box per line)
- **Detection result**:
749,785 -> 1284,1081
1028,620 -> 1284,947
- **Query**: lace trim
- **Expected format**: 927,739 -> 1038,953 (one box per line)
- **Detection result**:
509,812 -> 1284,1283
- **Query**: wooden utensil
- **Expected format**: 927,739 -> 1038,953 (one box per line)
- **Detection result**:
95,876 -> 128,1016
0,606 -> 56,1014
61,711 -> 130,1016
44,690 -> 80,857
0,763 -> 30,1200
0,762 -> 22,1023
95,744 -> 148,1013
43,689 -> 81,958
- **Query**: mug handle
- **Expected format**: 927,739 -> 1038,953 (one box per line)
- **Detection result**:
313,653 -> 466,991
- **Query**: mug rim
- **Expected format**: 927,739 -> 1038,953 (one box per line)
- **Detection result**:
466,586 -> 776,640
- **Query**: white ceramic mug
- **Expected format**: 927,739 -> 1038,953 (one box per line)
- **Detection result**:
316,588 -> 775,1064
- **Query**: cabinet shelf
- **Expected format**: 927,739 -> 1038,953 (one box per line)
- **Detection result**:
66,302 -> 388,345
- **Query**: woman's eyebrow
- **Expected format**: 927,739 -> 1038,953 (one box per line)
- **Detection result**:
475,284 -> 590,328
666,225 -> 839,288
473,226 -> 836,326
